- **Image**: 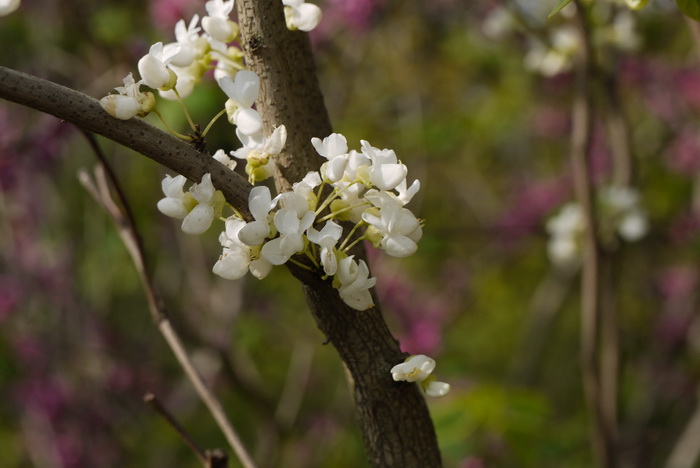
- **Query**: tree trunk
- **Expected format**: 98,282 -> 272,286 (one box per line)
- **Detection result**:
235,1 -> 442,466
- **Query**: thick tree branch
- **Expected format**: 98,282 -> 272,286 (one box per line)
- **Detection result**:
0,65 -> 253,220
236,1 -> 442,466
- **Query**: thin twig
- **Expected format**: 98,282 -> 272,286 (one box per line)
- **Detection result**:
144,392 -> 209,466
571,2 -> 618,466
77,133 -> 258,468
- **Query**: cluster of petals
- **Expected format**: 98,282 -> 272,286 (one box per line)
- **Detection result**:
207,133 -> 422,311
101,0 -> 244,115
99,73 -> 155,120
390,354 -> 451,398
156,173 -> 225,235
546,185 -> 648,267
283,0 -> 322,32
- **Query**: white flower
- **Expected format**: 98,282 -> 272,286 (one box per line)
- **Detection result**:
363,190 -> 422,258
238,186 -> 275,246
395,178 -> 420,206
219,70 -> 259,108
335,256 -> 376,311
600,186 -> 648,242
138,42 -> 180,90
524,26 -> 579,77
261,208 -> 316,265
292,171 -> 322,209
181,173 -> 224,235
219,71 -> 263,136
424,380 -> 451,397
100,73 -> 155,120
213,218 -> 272,280
157,174 -> 191,219
167,15 -> 202,68
390,355 -> 435,383
546,203 -> 584,266
312,133 -> 350,182
360,140 -> 408,191
312,133 -> 348,159
156,173 -> 224,235
307,220 -> 343,276
202,0 -> 236,42
213,149 -> 237,170
0,0 -> 20,16
232,125 -> 287,183
283,0 -> 322,32
618,210 -> 648,241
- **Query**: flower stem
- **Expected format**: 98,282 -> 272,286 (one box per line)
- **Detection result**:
173,88 -> 198,132
289,257 -> 314,272
202,108 -> 228,137
154,110 -> 193,140
339,220 -> 366,252
341,235 -> 367,254
318,201 -> 371,223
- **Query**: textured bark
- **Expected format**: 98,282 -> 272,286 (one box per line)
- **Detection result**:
0,66 -> 253,220
236,1 -> 443,466
236,0 -> 328,192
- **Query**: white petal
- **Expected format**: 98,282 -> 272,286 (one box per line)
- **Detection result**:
100,94 -> 140,120
190,173 -> 215,203
425,381 -> 451,397
381,235 -> 417,258
390,355 -> 435,382
312,133 -> 347,159
263,125 -> 287,155
233,108 -> 263,136
261,237 -> 291,265
249,186 -> 272,221
181,204 -> 214,235
202,16 -> 233,42
157,198 -> 188,219
238,221 -> 270,246
213,248 -> 250,280
339,288 -> 374,311
138,53 -> 171,89
249,258 -> 273,279
371,163 -> 407,191
288,3 -> 322,32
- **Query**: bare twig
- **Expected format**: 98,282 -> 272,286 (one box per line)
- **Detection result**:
77,134 -> 258,468
571,2 -> 618,466
144,392 -> 210,466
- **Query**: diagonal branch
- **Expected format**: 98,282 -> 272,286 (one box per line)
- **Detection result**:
0,65 -> 253,220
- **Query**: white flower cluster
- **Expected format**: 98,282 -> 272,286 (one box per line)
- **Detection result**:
482,5 -> 641,78
212,133 -> 423,311
213,71 -> 288,183
390,354 -> 450,397
546,185 -> 649,266
156,133 -> 424,311
99,0 -> 321,121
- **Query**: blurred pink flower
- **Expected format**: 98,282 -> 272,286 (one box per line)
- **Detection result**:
150,0 -> 201,32
668,128 -> 700,174
495,177 -> 569,244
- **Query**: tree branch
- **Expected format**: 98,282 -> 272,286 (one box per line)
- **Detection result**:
236,1 -> 443,465
0,65 -> 253,220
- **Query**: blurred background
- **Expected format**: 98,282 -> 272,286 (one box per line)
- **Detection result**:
2,0 -> 700,466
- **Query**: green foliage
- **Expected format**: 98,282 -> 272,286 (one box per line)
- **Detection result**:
677,0 -> 700,21
549,0 -> 575,19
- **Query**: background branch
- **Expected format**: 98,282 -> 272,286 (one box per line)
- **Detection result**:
77,142 -> 257,468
